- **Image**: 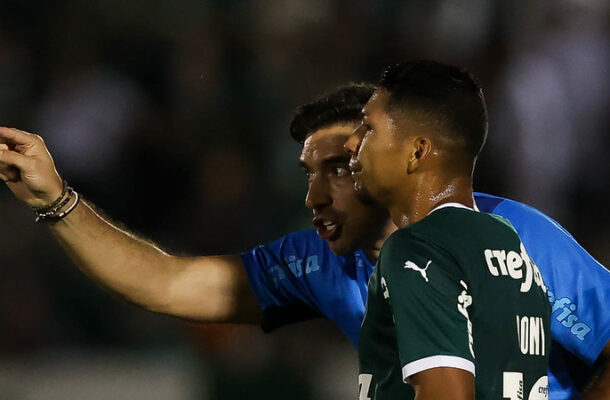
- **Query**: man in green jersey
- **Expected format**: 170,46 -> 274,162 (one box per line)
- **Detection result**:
345,61 -> 551,400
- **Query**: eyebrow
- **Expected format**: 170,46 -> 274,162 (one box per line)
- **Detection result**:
322,155 -> 351,165
299,155 -> 351,170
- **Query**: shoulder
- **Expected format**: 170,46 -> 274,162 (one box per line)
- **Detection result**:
381,226 -> 418,254
380,221 -> 451,267
255,229 -> 332,256
474,194 -> 608,271
379,228 -> 419,270
415,206 -> 517,242
240,228 -> 340,270
475,192 -> 572,238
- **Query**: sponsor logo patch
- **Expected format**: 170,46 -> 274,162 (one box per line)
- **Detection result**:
404,260 -> 432,282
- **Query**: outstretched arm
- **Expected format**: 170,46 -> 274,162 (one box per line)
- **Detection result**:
0,127 -> 261,323
580,341 -> 610,400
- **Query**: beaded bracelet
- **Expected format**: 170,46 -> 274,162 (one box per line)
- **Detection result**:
32,180 -> 68,213
35,188 -> 74,221
35,190 -> 80,222
52,191 -> 80,221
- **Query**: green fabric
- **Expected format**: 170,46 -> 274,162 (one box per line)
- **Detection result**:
359,207 -> 551,400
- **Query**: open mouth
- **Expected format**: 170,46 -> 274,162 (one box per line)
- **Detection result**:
313,218 -> 341,241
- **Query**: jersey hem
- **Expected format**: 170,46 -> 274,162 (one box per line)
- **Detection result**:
588,326 -> 610,365
402,355 -> 475,382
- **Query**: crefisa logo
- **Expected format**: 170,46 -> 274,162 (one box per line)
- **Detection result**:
547,290 -> 591,341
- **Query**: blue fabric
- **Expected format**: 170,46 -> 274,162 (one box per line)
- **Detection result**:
240,229 -> 374,347
476,193 -> 610,399
240,193 -> 610,399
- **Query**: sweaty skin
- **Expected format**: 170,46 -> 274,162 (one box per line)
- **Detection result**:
1,123 -> 609,400
300,124 -> 394,261
0,124 -> 393,322
0,127 -> 260,322
346,90 -> 474,228
347,88 -> 491,400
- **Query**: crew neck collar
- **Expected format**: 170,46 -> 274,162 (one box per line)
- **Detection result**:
427,202 -> 477,216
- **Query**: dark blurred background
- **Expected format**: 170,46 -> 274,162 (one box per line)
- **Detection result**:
0,1 -> 608,399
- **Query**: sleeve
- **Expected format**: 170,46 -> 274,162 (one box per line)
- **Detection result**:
493,200 -> 610,365
239,230 -> 324,332
380,232 -> 476,382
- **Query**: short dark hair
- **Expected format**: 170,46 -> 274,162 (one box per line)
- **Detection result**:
290,82 -> 375,144
378,60 -> 488,161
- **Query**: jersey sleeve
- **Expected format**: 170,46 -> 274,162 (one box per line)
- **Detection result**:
380,231 -> 476,382
489,197 -> 610,365
239,229 -> 324,332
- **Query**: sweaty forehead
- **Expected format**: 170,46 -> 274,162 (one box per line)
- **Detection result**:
362,89 -> 390,119
300,124 -> 358,164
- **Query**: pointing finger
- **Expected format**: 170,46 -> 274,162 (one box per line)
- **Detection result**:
0,127 -> 38,146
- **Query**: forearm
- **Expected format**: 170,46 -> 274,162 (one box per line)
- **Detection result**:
48,199 -> 180,312
48,198 -> 260,322
0,127 -> 261,323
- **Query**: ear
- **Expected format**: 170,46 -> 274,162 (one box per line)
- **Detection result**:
406,137 -> 432,174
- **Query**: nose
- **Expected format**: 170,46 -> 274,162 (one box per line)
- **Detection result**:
305,174 -> 332,210
344,123 -> 365,155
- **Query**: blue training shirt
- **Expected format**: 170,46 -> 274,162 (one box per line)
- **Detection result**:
240,193 -> 610,400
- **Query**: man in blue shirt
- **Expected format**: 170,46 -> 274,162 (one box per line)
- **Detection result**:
0,84 -> 608,399
241,83 -> 610,399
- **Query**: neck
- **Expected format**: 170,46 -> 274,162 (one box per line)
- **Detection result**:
388,175 -> 474,228
364,219 -> 398,263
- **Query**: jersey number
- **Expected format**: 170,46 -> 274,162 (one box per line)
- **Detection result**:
503,372 -> 548,400
359,373 -> 372,400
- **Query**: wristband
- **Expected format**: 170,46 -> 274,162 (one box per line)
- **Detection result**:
32,180 -> 68,213
35,188 -> 80,222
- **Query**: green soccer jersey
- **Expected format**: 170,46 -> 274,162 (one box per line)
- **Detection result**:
359,204 -> 551,400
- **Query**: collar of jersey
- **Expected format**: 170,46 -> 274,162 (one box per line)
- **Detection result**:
427,202 -> 477,216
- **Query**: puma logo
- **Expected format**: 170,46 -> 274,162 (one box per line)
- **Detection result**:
404,260 -> 432,282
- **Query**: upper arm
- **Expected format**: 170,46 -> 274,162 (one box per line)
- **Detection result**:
160,231 -> 326,325
238,231 -> 329,332
409,367 -> 474,400
162,254 -> 262,323
381,234 -> 476,381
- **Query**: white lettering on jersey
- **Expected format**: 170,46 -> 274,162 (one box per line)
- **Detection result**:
380,277 -> 389,299
529,376 -> 549,400
484,243 -> 547,293
457,280 -> 475,358
358,373 -> 373,400
502,371 -> 524,400
503,372 -> 548,400
404,260 -> 432,282
547,290 -> 591,340
516,315 -> 546,356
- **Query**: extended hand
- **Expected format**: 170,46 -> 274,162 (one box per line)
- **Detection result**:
0,127 -> 64,208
